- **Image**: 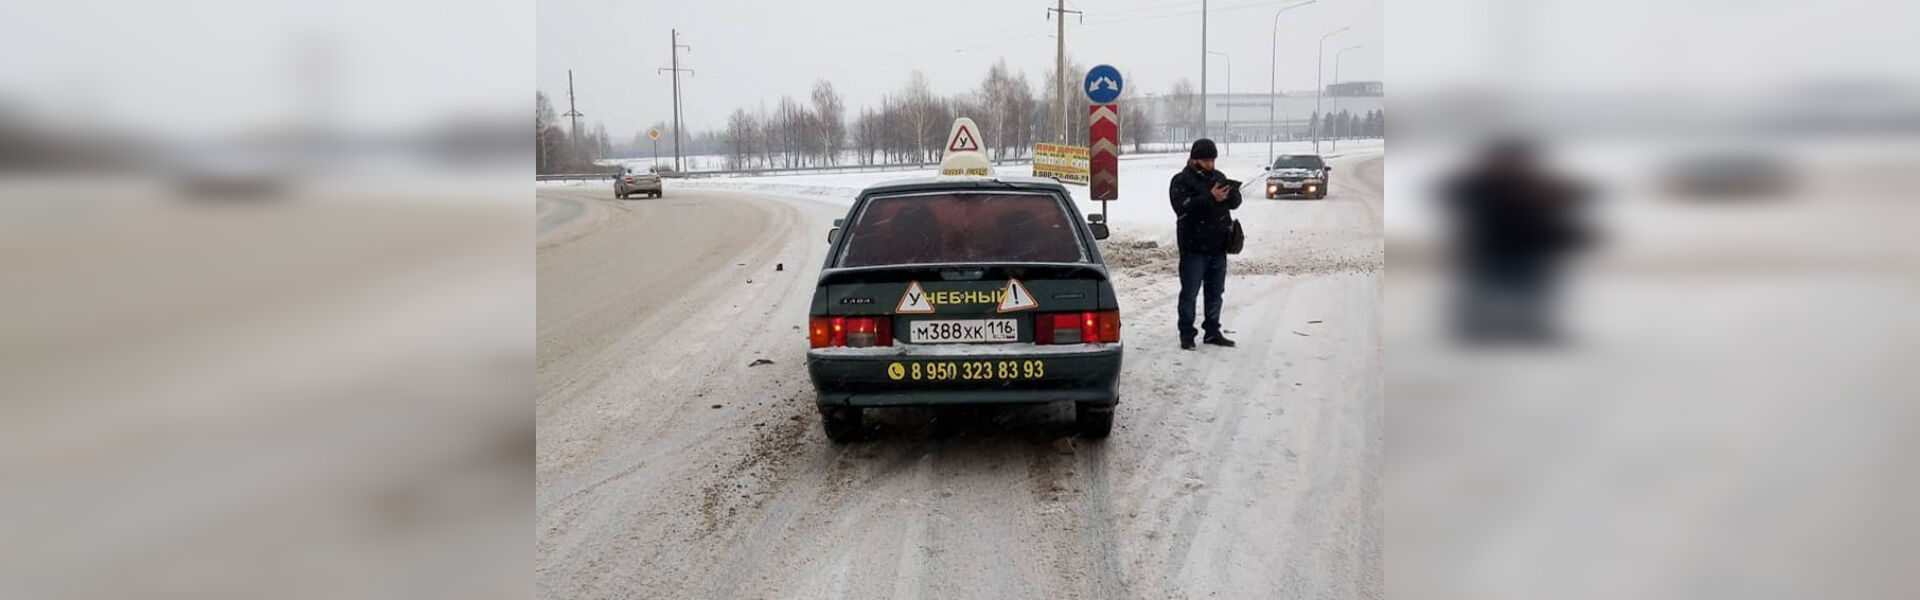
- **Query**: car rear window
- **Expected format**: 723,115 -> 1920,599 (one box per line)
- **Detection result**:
838,192 -> 1086,267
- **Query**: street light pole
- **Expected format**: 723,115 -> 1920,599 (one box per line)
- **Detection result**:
1207,50 -> 1230,154
1331,43 -> 1363,152
1268,0 -> 1316,167
1313,26 -> 1348,155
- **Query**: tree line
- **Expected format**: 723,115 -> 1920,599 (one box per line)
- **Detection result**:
718,59 -> 1152,171
1311,108 -> 1385,140
535,92 -> 614,174
537,58 -> 1385,175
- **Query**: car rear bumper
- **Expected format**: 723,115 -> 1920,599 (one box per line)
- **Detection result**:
620,180 -> 663,192
807,343 -> 1122,407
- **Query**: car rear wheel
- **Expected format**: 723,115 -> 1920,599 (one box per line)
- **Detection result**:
819,405 -> 863,443
1076,403 -> 1113,438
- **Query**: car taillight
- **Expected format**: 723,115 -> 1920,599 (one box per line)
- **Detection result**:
1094,310 -> 1121,342
809,316 -> 892,348
809,317 -> 832,348
1034,310 -> 1120,344
624,177 -> 634,183
843,316 -> 892,348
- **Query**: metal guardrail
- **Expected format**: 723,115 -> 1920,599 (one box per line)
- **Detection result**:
674,156 -> 1041,179
535,173 -> 617,182
539,157 -> 1030,181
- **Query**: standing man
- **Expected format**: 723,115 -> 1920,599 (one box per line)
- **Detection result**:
1168,138 -> 1242,350
1442,138 -> 1592,344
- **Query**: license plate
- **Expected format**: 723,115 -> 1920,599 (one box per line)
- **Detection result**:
908,318 -> 1018,343
1281,181 -> 1303,188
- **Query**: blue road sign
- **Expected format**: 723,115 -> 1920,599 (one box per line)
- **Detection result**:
1084,65 -> 1123,104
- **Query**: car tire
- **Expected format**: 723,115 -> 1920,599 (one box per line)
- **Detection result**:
819,405 -> 863,443
1076,403 -> 1113,438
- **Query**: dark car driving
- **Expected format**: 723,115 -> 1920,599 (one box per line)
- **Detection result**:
1264,154 -> 1332,199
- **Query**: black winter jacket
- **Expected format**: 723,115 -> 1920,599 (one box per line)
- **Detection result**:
1168,164 -> 1243,254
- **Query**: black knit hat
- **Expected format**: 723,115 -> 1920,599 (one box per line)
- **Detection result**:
1189,138 -> 1218,160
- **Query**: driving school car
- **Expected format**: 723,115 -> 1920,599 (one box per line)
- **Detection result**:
806,118 -> 1123,442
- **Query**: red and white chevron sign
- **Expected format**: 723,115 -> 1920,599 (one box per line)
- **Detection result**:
1089,103 -> 1120,201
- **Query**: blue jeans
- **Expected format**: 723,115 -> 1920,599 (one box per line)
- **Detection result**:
1177,251 -> 1228,340
1455,254 -> 1559,342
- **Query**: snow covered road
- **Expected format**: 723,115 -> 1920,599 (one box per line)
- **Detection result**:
535,147 -> 1383,599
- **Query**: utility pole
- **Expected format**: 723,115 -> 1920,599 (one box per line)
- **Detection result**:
1047,1 -> 1081,144
1314,26 -> 1348,155
1208,50 -> 1230,154
563,69 -> 584,162
1200,0 -> 1208,139
657,30 -> 694,171
1331,43 -> 1363,152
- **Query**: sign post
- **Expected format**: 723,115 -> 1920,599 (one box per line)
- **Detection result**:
648,128 -> 662,167
1031,143 -> 1090,184
1084,65 -> 1124,220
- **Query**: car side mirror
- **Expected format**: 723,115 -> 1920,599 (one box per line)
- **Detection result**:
1087,213 -> 1105,223
1324,166 -> 1333,171
1089,222 -> 1110,240
827,227 -> 840,244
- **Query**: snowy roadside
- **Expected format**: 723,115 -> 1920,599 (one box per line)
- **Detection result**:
647,138 -> 1382,225
651,141 -> 1386,303
543,140 -> 1384,281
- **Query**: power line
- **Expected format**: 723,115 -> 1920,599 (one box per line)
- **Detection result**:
1086,0 -> 1300,26
656,29 -> 694,171
563,69 -> 584,157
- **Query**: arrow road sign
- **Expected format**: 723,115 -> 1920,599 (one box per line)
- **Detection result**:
1084,64 -> 1123,104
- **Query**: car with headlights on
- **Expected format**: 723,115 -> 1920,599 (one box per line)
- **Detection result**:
1264,154 -> 1331,199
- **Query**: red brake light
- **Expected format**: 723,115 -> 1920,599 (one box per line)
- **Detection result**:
810,316 -> 891,348
1093,310 -> 1121,343
809,317 -> 832,348
1034,313 -> 1078,344
1035,310 -> 1121,344
624,177 -> 634,183
843,316 -> 892,347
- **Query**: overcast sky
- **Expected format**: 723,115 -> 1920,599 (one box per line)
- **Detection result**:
538,0 -> 1382,141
